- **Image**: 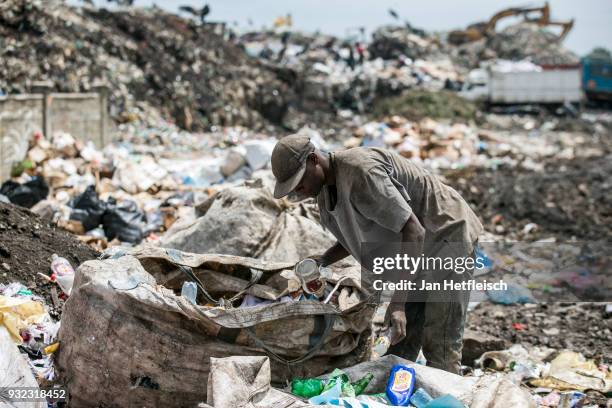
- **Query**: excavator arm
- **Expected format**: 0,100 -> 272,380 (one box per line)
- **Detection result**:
543,19 -> 575,42
485,3 -> 550,34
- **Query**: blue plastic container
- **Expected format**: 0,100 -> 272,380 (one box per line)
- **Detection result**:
410,388 -> 433,408
385,365 -> 416,406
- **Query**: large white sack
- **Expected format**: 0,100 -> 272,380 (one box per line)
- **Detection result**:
161,184 -> 335,263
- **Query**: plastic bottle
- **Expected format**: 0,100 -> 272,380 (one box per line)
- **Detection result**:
291,378 -> 324,398
385,365 -> 416,406
410,388 -> 433,408
181,281 -> 198,304
371,329 -> 391,360
50,254 -> 75,295
351,373 -> 374,396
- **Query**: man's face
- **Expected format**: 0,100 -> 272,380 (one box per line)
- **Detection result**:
293,153 -> 325,199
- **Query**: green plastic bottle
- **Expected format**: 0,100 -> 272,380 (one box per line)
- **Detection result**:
322,369 -> 355,397
351,373 -> 374,396
291,378 -> 324,398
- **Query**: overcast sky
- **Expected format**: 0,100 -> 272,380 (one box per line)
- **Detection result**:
73,0 -> 611,55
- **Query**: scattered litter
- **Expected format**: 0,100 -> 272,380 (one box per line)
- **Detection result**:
487,283 -> 535,305
0,282 -> 60,382
0,2 -> 609,406
529,351 -> 612,393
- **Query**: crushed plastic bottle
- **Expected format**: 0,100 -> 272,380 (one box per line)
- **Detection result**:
181,281 -> 198,304
50,254 -> 75,295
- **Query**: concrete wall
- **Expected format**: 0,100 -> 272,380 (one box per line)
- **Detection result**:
0,91 -> 109,180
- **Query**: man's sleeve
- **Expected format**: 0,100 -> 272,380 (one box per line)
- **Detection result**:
351,165 -> 412,233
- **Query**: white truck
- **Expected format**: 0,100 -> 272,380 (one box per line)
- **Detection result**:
459,61 -> 582,105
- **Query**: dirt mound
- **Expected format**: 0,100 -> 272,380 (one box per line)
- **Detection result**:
0,0 -> 292,130
0,201 -> 98,307
447,155 -> 612,240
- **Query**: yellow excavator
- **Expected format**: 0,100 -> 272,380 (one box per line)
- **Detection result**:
448,2 -> 574,45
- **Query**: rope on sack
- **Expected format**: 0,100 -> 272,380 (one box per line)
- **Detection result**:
164,248 -> 336,366
323,276 -> 350,304
227,269 -> 263,303
243,313 -> 336,366
165,248 -> 222,306
164,248 -> 264,308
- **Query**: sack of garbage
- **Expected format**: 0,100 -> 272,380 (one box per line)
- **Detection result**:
161,184 -> 334,263
57,246 -> 374,407
0,176 -> 49,208
207,356 -> 312,408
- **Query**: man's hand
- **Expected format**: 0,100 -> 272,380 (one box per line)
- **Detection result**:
307,242 -> 349,268
305,254 -> 326,266
386,303 -> 407,345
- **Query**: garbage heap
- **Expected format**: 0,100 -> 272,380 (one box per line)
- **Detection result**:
368,25 -> 437,61
0,0 -> 292,130
240,28 -> 461,123
0,115 -> 300,248
450,22 -> 580,69
0,0 -> 584,135
3,108 -> 608,249
352,21 -> 580,71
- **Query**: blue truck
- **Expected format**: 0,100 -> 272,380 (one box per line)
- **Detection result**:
581,57 -> 612,103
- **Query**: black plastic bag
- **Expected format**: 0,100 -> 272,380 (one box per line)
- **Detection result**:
69,185 -> 107,231
102,198 -> 146,243
0,176 -> 49,208
143,209 -> 163,236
